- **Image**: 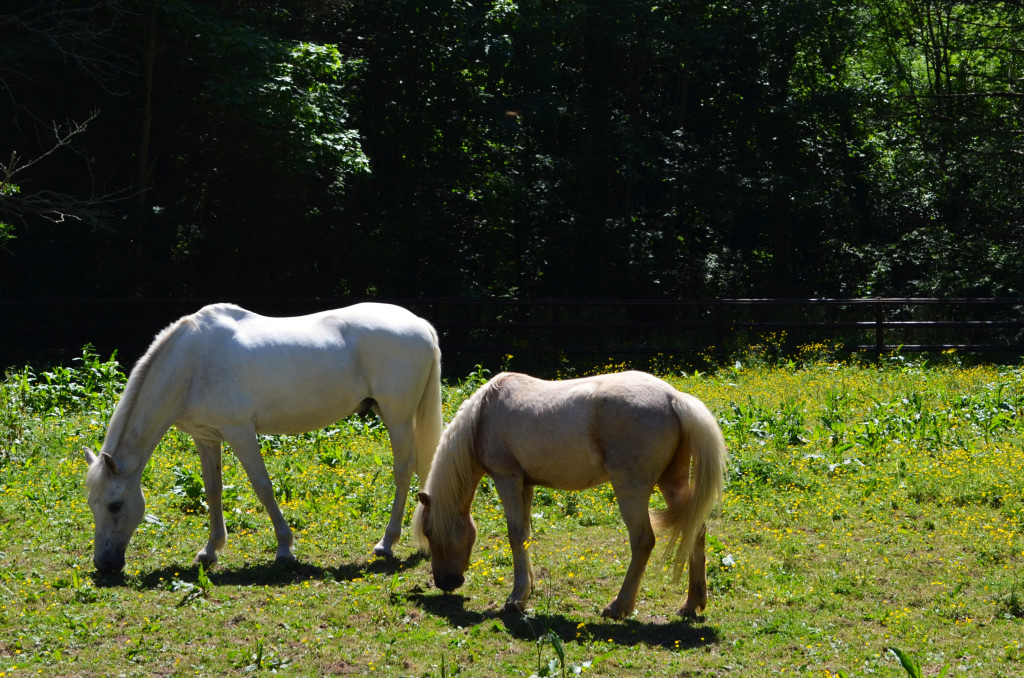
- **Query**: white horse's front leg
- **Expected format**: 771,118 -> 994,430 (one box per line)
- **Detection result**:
195,438 -> 227,566
224,428 -> 295,564
493,476 -> 534,613
602,489 -> 656,620
375,420 -> 415,557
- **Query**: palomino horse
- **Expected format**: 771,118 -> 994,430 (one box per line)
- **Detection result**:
412,371 -> 726,619
84,302 -> 442,573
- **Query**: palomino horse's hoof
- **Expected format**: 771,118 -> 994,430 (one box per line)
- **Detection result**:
601,600 -> 631,620
502,597 -> 527,615
677,600 -> 706,618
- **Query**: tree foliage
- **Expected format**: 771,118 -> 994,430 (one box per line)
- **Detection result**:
1,0 -> 1022,300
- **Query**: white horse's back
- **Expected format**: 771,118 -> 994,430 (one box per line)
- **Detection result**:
177,303 -> 438,435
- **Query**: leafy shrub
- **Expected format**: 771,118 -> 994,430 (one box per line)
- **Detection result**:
171,465 -> 207,512
4,345 -> 126,420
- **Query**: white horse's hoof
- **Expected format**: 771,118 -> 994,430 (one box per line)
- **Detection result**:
194,552 -> 218,567
373,541 -> 395,558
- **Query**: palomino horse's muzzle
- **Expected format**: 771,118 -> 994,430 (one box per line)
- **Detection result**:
435,573 -> 465,592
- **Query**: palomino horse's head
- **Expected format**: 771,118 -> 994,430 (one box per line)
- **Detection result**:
84,448 -> 146,574
415,492 -> 476,592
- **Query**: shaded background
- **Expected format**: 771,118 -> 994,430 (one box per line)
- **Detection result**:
2,0 -> 1024,372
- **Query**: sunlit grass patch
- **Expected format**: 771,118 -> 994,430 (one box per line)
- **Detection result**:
0,351 -> 1022,675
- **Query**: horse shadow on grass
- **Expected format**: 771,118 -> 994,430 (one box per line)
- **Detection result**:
91,552 -> 428,590
408,591 -> 720,652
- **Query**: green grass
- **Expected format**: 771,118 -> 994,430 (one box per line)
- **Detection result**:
0,348 -> 1022,676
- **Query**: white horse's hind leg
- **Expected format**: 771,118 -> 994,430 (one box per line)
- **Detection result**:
493,476 -> 535,613
223,427 -> 295,563
678,524 -> 708,617
374,419 -> 415,557
195,439 -> 227,566
602,489 -> 656,620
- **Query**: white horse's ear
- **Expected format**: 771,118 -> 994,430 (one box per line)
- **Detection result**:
100,452 -> 122,477
417,492 -> 431,508
84,447 -> 97,466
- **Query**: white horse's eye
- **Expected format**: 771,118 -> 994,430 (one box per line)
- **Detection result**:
109,501 -> 123,513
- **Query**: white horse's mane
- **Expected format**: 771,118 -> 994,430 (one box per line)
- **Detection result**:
87,314 -> 198,486
412,373 -> 513,552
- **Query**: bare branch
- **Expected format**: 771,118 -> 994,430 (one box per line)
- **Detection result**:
2,185 -> 136,225
0,111 -> 135,227
1,110 -> 100,183
0,1 -> 139,93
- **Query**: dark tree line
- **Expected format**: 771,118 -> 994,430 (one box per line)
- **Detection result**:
2,0 -> 1023,301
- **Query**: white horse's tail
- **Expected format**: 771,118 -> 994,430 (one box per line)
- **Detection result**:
413,336 -> 444,485
650,392 -> 727,581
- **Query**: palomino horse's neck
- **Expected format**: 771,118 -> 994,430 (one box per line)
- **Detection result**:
428,423 -> 485,518
427,375 -> 508,517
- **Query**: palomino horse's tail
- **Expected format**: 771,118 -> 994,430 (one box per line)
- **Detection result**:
413,337 -> 444,485
650,392 -> 727,582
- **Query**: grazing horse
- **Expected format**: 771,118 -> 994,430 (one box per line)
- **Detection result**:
84,302 -> 442,574
411,371 -> 726,619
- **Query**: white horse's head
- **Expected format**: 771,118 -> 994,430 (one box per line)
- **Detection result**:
84,448 -> 146,574
412,491 -> 476,592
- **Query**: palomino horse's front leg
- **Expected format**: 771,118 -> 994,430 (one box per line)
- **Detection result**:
678,524 -> 708,617
602,489 -> 656,620
492,476 -> 535,613
374,420 -> 415,557
195,438 -> 227,566
223,427 -> 295,563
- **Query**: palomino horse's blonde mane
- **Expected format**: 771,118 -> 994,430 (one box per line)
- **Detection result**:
411,373 -> 513,553
86,315 -> 198,488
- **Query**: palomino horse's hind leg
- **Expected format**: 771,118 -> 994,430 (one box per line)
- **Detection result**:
602,489 -> 656,620
677,524 -> 708,617
223,426 -> 295,563
492,475 -> 535,613
195,438 -> 227,566
374,419 -> 415,557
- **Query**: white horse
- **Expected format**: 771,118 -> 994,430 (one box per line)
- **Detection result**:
411,371 -> 726,620
84,302 -> 442,574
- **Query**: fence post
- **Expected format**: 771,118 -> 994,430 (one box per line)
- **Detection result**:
875,298 -> 884,355
714,302 -> 724,356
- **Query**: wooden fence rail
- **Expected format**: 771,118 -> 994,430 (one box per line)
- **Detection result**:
3,297 -> 1024,375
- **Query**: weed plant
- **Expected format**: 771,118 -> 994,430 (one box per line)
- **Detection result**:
0,347 -> 1021,676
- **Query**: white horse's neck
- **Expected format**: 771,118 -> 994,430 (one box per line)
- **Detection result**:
101,318 -> 192,477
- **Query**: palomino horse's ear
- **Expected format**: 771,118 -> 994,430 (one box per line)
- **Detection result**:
100,452 -> 122,477
84,447 -> 97,466
417,492 -> 431,508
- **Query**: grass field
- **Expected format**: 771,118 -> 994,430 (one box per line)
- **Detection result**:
1,347 -> 1022,677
